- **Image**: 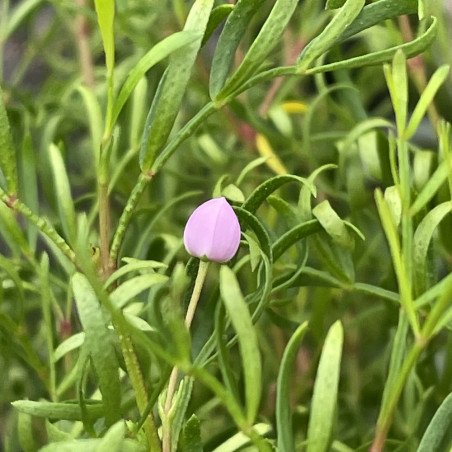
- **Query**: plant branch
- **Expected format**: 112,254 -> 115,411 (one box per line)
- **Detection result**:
0,190 -> 76,264
162,260 -> 209,452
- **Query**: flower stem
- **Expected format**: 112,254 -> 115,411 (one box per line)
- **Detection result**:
162,260 -> 210,452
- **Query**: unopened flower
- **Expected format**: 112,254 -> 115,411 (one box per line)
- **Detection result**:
184,197 -> 241,263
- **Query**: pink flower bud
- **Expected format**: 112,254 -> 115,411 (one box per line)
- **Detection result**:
184,197 -> 241,263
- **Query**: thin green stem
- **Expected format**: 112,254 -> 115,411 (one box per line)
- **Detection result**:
371,341 -> 423,452
0,190 -> 76,264
374,190 -> 419,336
163,260 -> 210,452
98,177 -> 111,278
116,322 -> 161,452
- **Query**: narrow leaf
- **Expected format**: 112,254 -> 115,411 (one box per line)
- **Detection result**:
18,412 -> 36,452
48,144 -> 77,244
111,31 -> 199,129
0,85 -> 18,194
297,0 -> 365,72
202,4 -> 234,47
12,400 -> 105,421
215,0 -> 299,99
220,266 -> 261,424
94,421 -> 126,452
211,424 -> 272,452
209,0 -> 265,98
139,0 -> 213,171
413,202 -> 452,296
418,393 -> 452,452
305,17 -> 438,74
306,320 -> 344,452
242,175 -> 313,215
335,0 -> 418,44
181,414 -> 203,452
53,333 -> 86,362
93,0 -> 115,76
272,220 -> 322,261
410,160 -> 448,216
405,65 -> 450,140
276,321 -> 309,452
71,273 -> 121,426
110,273 -> 168,309
312,200 -> 354,249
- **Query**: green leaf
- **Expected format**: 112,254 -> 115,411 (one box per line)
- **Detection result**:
276,321 -> 309,452
0,200 -> 31,257
284,266 -> 343,290
297,0 -> 365,72
18,412 -> 36,452
181,414 -> 203,452
305,16 -> 438,75
306,320 -> 344,452
0,253 -> 26,317
48,144 -> 77,244
404,65 -> 450,140
169,377 -> 195,452
220,266 -> 262,424
71,273 -> 121,426
242,174 -> 313,215
202,4 -> 234,47
215,302 -> 240,402
209,0 -> 265,98
418,392 -> 452,452
77,85 -> 104,164
214,0 -> 299,99
139,0 -> 213,171
267,195 -> 298,226
234,207 -> 272,264
410,160 -> 448,216
0,84 -> 18,194
385,50 -> 408,135
211,424 -> 272,452
413,202 -> 452,296
19,133 -> 38,251
335,0 -> 418,44
12,400 -> 105,421
53,333 -> 86,362
236,156 -> 268,186
38,439 -> 146,452
298,164 -> 337,221
110,273 -> 168,309
326,0 -> 346,9
45,419 -> 73,442
110,31 -> 200,130
93,0 -> 115,77
272,220 -> 322,261
312,200 -> 354,249
104,259 -> 167,289
94,421 -> 126,452
384,186 -> 402,228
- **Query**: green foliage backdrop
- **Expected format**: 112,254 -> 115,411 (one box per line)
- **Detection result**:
1,0 -> 452,451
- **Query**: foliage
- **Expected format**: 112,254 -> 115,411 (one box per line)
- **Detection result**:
1,0 -> 452,451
